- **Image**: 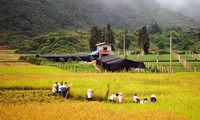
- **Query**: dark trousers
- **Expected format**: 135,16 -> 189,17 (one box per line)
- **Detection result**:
88,98 -> 92,101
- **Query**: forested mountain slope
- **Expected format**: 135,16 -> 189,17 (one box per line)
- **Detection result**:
0,0 -> 200,48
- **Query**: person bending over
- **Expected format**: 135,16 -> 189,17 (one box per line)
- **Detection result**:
109,93 -> 119,103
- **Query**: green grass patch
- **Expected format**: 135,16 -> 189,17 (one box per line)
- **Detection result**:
0,65 -> 71,75
151,62 -> 182,66
53,62 -> 100,73
127,54 -> 137,60
180,54 -> 194,60
139,54 -> 177,62
191,62 -> 200,66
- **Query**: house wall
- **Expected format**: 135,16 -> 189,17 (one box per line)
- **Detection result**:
97,45 -> 111,51
0,45 -> 5,50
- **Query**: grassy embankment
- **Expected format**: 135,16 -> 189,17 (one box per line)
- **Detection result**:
124,53 -> 200,72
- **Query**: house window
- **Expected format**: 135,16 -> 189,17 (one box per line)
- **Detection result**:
103,47 -> 107,50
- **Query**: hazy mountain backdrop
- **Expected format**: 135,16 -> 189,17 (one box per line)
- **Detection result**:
157,0 -> 200,20
0,0 -> 200,48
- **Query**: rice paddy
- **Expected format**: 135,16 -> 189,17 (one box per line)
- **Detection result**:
0,50 -> 200,120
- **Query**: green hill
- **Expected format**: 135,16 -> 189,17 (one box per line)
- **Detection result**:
16,29 -> 90,54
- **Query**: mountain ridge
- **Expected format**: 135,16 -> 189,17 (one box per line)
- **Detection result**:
0,0 -> 200,48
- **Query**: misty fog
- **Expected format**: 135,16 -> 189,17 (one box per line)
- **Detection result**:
99,0 -> 200,20
157,0 -> 200,20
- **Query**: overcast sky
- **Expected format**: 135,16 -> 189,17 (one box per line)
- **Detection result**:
157,0 -> 200,19
157,0 -> 199,11
101,0 -> 200,20
157,0 -> 189,11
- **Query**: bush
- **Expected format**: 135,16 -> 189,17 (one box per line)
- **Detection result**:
158,50 -> 169,54
147,64 -> 159,73
59,58 -> 65,63
67,58 -> 73,63
19,56 -> 29,61
28,57 -> 47,65
76,56 -> 81,63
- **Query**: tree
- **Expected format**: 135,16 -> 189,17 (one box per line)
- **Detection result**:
198,28 -> 200,39
149,22 -> 162,34
158,41 -> 165,50
106,24 -> 115,47
182,41 -> 190,50
138,26 -> 150,54
89,27 -> 99,51
117,29 -> 131,50
89,24 -> 115,51
124,29 -> 131,50
102,27 -> 108,42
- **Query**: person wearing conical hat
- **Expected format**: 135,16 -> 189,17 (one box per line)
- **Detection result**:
87,89 -> 93,101
150,94 -> 156,103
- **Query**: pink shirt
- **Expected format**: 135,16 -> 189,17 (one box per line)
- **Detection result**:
133,95 -> 139,102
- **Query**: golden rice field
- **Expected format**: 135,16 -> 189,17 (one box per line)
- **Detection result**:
0,101 -> 187,120
0,63 -> 200,120
0,50 -> 30,62
0,50 -> 200,120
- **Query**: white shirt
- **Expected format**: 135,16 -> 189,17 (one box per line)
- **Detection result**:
110,94 -> 117,100
133,95 -> 139,102
140,99 -> 147,104
52,84 -> 57,92
58,84 -> 63,92
87,91 -> 93,98
118,95 -> 123,103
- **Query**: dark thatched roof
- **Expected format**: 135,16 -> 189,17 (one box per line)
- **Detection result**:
96,55 -> 145,71
35,54 -> 91,62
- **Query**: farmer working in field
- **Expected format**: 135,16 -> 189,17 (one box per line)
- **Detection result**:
150,94 -> 156,103
118,93 -> 123,104
87,89 -> 93,101
109,93 -> 118,103
61,82 -> 72,98
140,98 -> 148,104
58,82 -> 63,95
133,93 -> 148,104
52,82 -> 58,96
133,93 -> 140,103
66,83 -> 72,98
61,82 -> 68,97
